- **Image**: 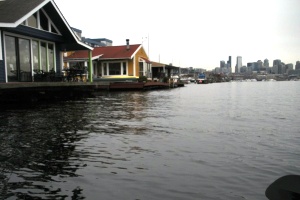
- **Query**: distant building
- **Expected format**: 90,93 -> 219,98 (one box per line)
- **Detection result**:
240,66 -> 247,73
71,27 -> 82,40
285,63 -> 293,74
71,27 -> 113,47
82,38 -> 113,47
220,60 -> 226,68
257,60 -> 263,71
296,61 -> 300,70
227,56 -> 232,68
215,67 -> 221,73
272,65 -> 278,74
273,59 -> 281,67
247,62 -> 254,72
264,59 -> 269,68
235,56 -> 242,73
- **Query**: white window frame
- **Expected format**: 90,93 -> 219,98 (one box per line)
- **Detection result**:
102,61 -> 128,76
139,61 -> 147,77
22,10 -> 61,35
3,32 -> 56,77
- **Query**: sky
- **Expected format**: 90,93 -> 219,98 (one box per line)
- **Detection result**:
54,0 -> 300,70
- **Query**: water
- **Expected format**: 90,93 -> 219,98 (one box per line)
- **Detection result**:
0,81 -> 299,200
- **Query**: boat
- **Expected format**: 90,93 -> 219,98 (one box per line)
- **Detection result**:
196,73 -> 208,84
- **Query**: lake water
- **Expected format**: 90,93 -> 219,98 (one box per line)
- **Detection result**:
0,81 -> 299,200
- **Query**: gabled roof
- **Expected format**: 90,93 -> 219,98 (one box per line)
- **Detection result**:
66,44 -> 142,60
0,0 -> 50,26
0,0 -> 92,51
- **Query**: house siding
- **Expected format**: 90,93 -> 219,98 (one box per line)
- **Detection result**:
128,60 -> 134,76
134,47 -> 149,77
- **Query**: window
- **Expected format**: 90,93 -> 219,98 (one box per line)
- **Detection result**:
103,63 -> 107,75
22,10 -> 60,35
51,24 -> 58,34
4,33 -> 56,82
32,40 -> 39,71
109,63 -> 121,75
139,62 -> 144,77
48,43 -> 54,70
102,61 -> 127,76
40,42 -> 47,72
39,10 -> 48,31
28,12 -> 38,28
5,36 -> 17,81
123,62 -> 127,75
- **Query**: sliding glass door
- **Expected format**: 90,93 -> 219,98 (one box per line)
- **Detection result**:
5,36 -> 32,82
19,38 -> 31,81
5,36 -> 18,82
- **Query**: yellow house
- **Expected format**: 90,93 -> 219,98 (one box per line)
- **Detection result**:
64,40 -> 151,81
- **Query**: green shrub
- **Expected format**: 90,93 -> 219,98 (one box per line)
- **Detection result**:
138,76 -> 148,82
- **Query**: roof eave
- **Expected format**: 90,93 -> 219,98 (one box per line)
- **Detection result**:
50,1 -> 93,50
0,0 -> 51,28
130,45 -> 142,59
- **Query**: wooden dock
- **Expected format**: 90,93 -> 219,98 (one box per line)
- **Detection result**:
0,81 -> 172,103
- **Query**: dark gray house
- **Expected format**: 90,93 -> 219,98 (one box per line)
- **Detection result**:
0,0 -> 93,83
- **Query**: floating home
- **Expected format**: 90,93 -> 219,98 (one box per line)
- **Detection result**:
0,0 -> 93,84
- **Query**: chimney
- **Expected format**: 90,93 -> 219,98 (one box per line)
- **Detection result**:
126,39 -> 129,50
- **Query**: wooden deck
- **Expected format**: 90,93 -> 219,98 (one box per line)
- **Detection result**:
0,81 -> 173,103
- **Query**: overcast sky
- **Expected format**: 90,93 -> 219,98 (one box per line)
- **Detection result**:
54,0 -> 300,70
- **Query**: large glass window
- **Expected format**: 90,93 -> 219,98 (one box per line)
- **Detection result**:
5,36 -> 17,82
40,42 -> 47,72
32,40 -> 39,71
48,43 -> 54,71
4,34 -> 55,82
109,63 -> 121,75
18,38 -> 31,81
102,62 -> 128,76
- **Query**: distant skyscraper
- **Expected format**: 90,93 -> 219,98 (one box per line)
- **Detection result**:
296,61 -> 300,70
285,63 -> 293,73
257,60 -> 263,71
227,56 -> 232,68
273,59 -> 281,67
220,60 -> 226,68
264,59 -> 269,68
235,56 -> 242,73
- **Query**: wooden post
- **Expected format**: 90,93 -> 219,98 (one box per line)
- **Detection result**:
88,50 -> 93,82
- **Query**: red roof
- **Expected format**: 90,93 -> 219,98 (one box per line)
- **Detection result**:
67,44 -> 142,60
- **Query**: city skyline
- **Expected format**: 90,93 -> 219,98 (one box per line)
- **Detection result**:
54,0 -> 300,70
219,56 -> 299,70
215,55 -> 300,76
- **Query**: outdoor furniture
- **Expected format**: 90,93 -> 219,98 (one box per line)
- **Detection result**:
66,68 -> 87,82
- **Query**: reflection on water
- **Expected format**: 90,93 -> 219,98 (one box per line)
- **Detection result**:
1,82 -> 300,199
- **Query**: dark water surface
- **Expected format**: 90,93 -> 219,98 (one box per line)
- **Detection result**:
1,81 -> 299,200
